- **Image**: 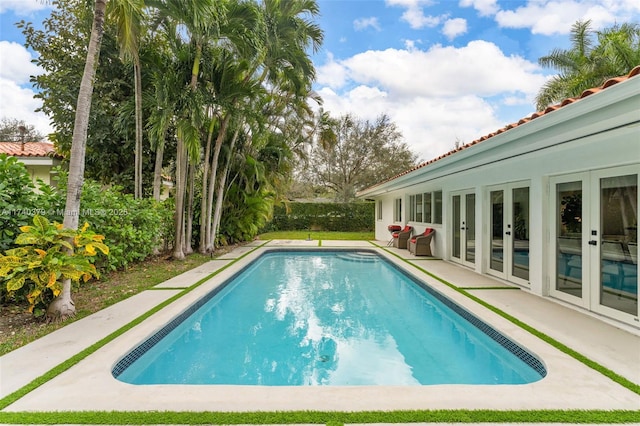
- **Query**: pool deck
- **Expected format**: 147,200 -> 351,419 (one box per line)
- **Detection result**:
1,239 -> 639,418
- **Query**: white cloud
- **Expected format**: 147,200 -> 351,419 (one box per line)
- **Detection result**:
0,41 -> 42,84
386,0 -> 442,29
0,42 -> 52,137
0,79 -> 53,137
315,41 -> 546,159
354,17 -> 381,31
442,18 -> 468,40
316,53 -> 348,89
0,0 -> 50,14
459,0 -> 499,17
494,0 -> 639,35
337,41 -> 544,98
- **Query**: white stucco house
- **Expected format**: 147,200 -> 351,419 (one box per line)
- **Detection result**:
359,66 -> 640,329
0,141 -> 62,187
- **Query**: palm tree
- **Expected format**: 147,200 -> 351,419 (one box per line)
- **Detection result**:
203,0 -> 324,252
110,0 -> 145,199
47,0 -> 108,321
147,0 -> 220,259
536,20 -> 640,110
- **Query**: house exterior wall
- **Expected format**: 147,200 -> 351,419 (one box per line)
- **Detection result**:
26,164 -> 55,186
362,75 -> 639,329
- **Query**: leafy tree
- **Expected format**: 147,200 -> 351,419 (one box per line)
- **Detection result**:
536,20 -> 640,110
20,0 -> 146,192
0,118 -> 45,142
304,113 -> 418,202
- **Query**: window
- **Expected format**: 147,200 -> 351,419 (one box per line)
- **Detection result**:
408,191 -> 438,223
424,192 -> 432,223
434,190 -> 443,224
394,198 -> 402,222
409,195 -> 416,221
415,193 -> 423,222
377,200 -> 382,220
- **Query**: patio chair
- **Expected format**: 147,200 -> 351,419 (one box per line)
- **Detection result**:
392,225 -> 413,249
409,228 -> 435,256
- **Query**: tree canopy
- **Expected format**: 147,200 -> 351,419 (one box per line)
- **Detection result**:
300,113 -> 419,202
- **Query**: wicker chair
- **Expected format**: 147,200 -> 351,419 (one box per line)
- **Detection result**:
392,225 -> 413,249
409,228 -> 435,256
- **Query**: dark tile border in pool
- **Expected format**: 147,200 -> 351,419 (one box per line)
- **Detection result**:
111,248 -> 547,380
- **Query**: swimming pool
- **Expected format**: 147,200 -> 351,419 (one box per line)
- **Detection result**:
113,250 -> 546,386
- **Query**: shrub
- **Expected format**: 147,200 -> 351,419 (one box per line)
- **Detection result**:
0,215 -> 108,316
263,202 -> 374,232
0,154 -> 38,252
75,180 -> 167,271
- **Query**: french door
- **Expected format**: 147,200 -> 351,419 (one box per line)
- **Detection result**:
550,166 -> 638,322
487,182 -> 531,286
451,191 -> 476,267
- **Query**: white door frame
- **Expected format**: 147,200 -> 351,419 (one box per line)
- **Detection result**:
450,190 -> 476,268
486,181 -> 531,287
549,165 -> 639,324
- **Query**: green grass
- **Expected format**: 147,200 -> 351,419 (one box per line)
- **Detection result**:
258,231 -> 374,240
0,409 -> 639,424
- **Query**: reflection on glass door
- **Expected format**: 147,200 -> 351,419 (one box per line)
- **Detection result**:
555,181 -> 583,298
452,195 -> 461,259
599,174 -> 637,315
512,188 -> 529,281
490,190 -> 504,273
465,194 -> 476,264
452,192 -> 475,266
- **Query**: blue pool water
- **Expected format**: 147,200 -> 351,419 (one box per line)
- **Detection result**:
113,250 -> 545,386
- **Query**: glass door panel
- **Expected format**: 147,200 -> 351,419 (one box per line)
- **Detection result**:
599,174 -> 637,315
452,195 -> 461,259
490,190 -> 504,273
512,187 -> 529,281
465,193 -> 476,263
556,181 -> 583,298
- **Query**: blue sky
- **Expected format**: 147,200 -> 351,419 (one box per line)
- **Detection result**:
1,0 -> 639,160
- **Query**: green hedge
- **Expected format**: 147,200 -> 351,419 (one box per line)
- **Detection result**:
264,202 -> 374,232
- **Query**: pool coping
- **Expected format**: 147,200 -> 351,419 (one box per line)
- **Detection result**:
1,240 -> 639,414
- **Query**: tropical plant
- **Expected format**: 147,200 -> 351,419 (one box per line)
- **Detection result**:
110,0 -> 146,198
0,215 -> 108,320
536,20 -> 640,110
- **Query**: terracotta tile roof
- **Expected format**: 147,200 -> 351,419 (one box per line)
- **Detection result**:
362,65 -> 640,193
0,142 -> 62,158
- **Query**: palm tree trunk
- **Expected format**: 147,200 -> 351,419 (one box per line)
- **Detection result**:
211,127 -> 240,248
47,0 -> 107,322
134,59 -> 143,199
173,41 -> 201,258
152,139 -> 164,201
205,113 -> 231,252
198,114 -> 215,253
172,135 -> 186,260
184,162 -> 195,254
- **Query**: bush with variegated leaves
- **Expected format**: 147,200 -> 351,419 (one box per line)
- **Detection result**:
0,215 -> 108,317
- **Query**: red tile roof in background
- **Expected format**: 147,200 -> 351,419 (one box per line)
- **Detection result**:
0,142 -> 62,158
363,65 -> 640,192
